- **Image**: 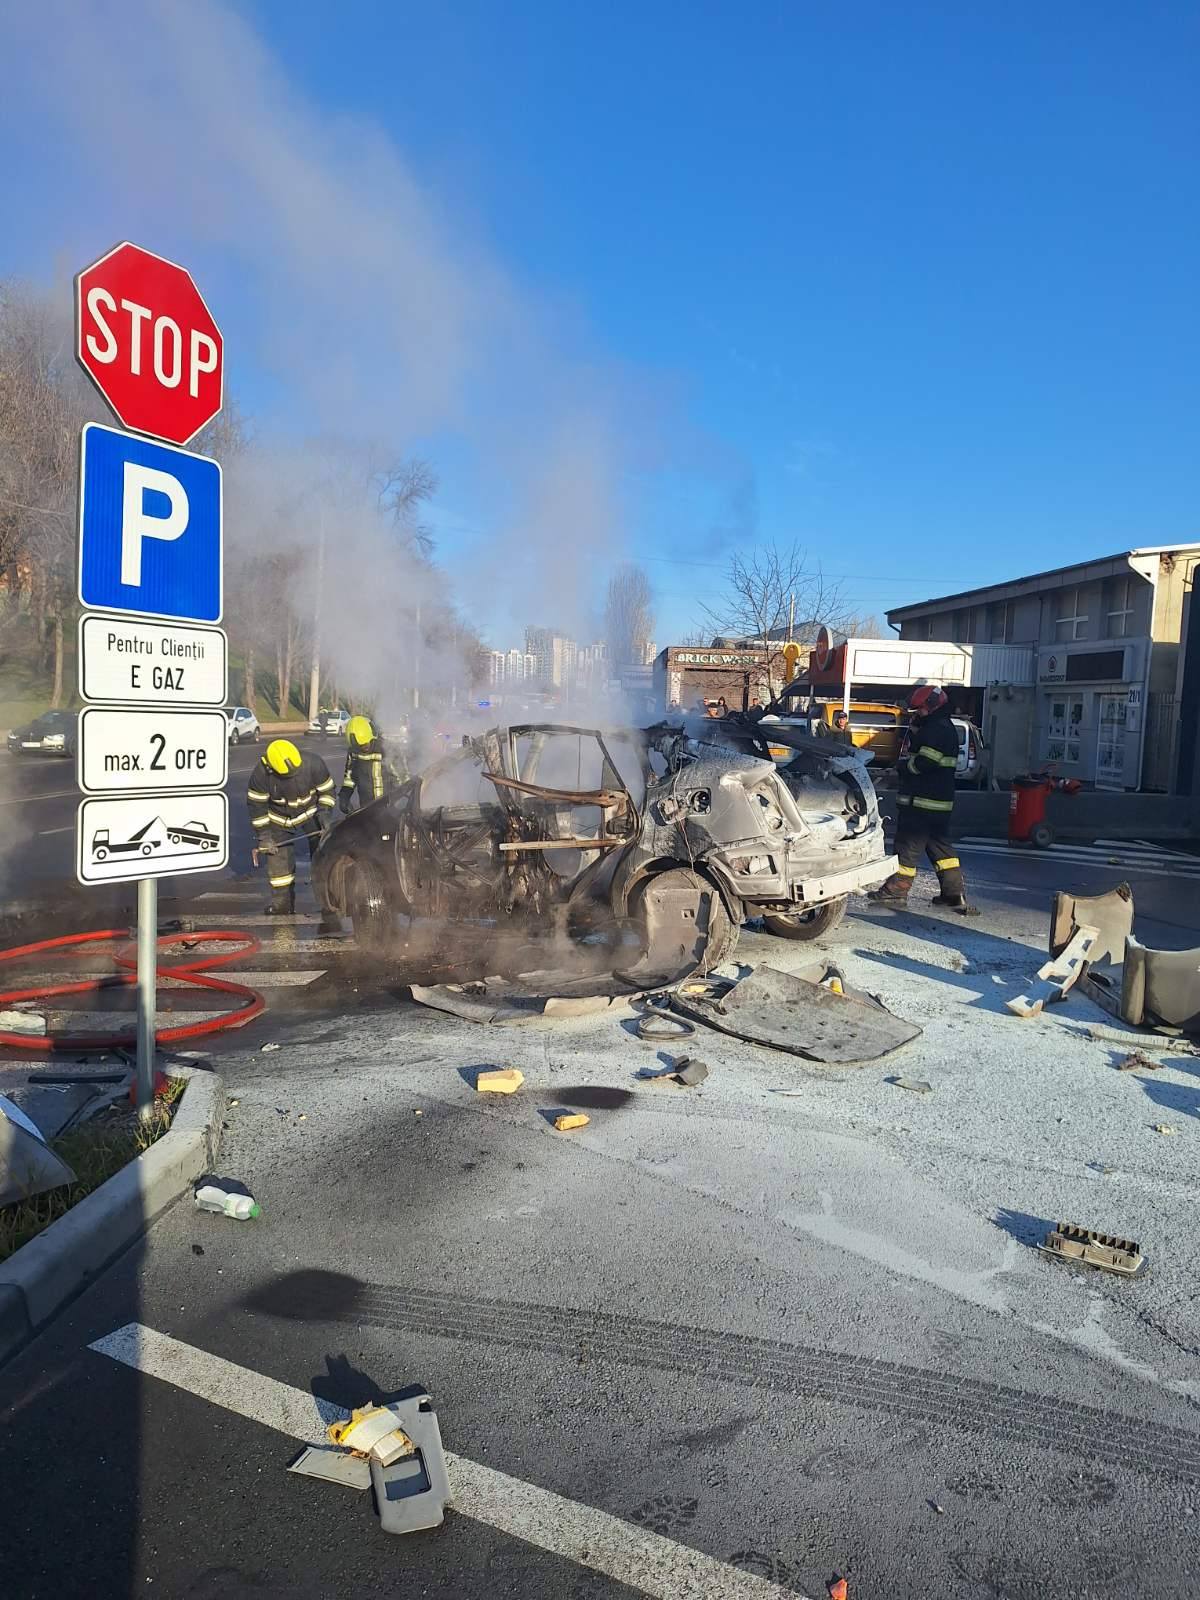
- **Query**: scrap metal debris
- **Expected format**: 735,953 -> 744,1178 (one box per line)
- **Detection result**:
888,1076 -> 932,1094
411,973 -> 642,1026
672,1058 -> 710,1087
1006,924 -> 1098,1018
1116,1051 -> 1162,1072
290,1393 -> 451,1536
1121,937 -> 1200,1034
670,964 -> 921,1064
475,1068 -> 524,1095
328,1405 -> 416,1466
1051,882 -> 1133,969
0,1093 -> 75,1204
1040,1222 -> 1145,1278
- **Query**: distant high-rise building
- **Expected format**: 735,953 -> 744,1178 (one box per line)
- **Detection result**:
525,626 -> 577,688
487,650 -> 506,686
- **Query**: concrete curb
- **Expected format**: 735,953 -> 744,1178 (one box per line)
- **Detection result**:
0,1066 -> 224,1367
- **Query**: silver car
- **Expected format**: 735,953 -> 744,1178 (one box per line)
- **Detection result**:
314,721 -> 895,981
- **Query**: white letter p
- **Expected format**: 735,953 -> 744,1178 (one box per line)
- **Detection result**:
121,463 -> 189,587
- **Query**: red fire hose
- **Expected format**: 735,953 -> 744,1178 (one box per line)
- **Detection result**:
0,928 -> 266,1053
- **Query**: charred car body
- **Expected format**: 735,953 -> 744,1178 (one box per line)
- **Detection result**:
313,721 -> 895,982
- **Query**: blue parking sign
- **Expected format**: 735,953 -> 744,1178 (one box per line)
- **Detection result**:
78,422 -> 222,624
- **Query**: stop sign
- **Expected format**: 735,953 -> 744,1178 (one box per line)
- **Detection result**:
76,242 -> 223,446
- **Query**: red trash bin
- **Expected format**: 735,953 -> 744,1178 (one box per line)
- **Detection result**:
1009,776 -> 1053,847
1008,773 -> 1082,848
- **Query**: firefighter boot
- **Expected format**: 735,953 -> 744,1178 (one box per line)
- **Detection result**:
931,855 -> 980,917
264,887 -> 296,916
869,869 -> 915,907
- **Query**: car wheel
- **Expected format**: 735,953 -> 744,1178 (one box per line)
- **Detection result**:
231,729 -> 240,745
253,728 -> 260,742
346,856 -> 394,954
620,866 -> 737,985
763,896 -> 849,941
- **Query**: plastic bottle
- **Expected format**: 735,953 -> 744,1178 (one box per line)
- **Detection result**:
194,1180 -> 261,1219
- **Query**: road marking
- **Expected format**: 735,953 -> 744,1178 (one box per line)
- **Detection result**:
90,1323 -> 806,1599
0,787 -> 78,806
36,825 -> 76,837
957,840 -> 1200,881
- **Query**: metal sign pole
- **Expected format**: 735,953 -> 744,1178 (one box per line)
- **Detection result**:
136,876 -> 157,1115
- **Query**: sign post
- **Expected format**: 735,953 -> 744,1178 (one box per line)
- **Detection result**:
74,242 -> 226,1115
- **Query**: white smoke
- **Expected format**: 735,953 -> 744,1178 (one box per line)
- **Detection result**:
0,0 -> 669,686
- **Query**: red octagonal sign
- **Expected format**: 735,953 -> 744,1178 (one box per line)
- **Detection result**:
76,242 -> 223,446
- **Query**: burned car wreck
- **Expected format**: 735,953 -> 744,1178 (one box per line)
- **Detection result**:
313,721 -> 895,984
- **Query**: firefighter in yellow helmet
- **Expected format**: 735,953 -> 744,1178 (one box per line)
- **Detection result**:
339,715 -> 404,813
246,738 -> 339,926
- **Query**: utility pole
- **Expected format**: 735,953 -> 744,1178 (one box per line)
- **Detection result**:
307,510 -> 325,724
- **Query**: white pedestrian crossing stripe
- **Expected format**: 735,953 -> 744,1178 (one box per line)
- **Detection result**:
91,1323 -> 810,1600
958,837 -> 1200,880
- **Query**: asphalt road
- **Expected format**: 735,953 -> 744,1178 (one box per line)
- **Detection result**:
2,836 -> 1199,1598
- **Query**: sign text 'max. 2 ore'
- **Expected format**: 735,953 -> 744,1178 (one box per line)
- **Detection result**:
77,707 -> 228,795
79,614 -> 227,706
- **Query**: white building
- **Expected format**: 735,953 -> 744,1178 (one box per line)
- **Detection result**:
887,545 -> 1200,790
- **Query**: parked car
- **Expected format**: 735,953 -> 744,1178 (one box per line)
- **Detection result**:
6,709 -> 77,758
899,715 -> 990,788
225,706 -> 261,745
759,700 -> 905,768
313,720 -> 895,979
309,706 -> 351,737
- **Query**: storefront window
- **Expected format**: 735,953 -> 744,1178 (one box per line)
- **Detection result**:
1046,696 -> 1084,763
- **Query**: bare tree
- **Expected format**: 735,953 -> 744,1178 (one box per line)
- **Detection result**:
0,281 -> 102,704
698,540 -> 852,695
375,457 -> 438,558
605,563 -> 655,668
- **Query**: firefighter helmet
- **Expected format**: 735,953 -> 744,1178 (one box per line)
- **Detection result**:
907,684 -> 948,716
266,739 -> 302,775
346,715 -> 374,747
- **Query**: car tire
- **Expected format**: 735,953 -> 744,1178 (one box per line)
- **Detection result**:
231,729 -> 240,745
346,856 -> 394,954
253,728 -> 260,742
763,895 -> 849,941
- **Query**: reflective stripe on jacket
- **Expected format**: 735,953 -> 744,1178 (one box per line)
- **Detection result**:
246,752 -> 336,834
341,739 -> 388,804
897,706 -> 957,814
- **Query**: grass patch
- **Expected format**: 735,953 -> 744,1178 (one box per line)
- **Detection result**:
0,1075 -> 186,1262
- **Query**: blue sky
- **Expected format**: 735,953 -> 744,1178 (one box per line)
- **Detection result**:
4,1 -> 1198,646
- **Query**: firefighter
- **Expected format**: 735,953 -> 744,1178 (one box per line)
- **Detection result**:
338,715 -> 402,814
247,738 -> 339,928
870,685 -> 977,914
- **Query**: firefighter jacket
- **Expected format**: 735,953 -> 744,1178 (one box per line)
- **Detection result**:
339,737 -> 392,811
897,705 -> 958,814
246,753 -> 336,838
